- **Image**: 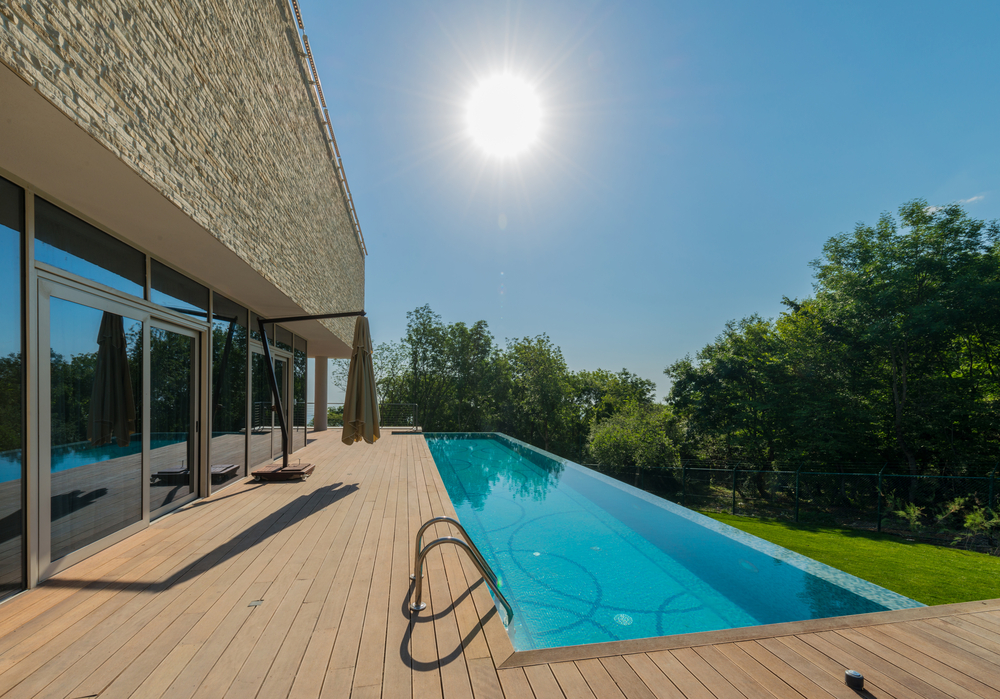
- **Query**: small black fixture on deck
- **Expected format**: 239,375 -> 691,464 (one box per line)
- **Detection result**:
253,310 -> 365,482
844,669 -> 864,691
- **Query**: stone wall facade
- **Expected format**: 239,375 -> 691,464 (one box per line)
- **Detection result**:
0,0 -> 364,344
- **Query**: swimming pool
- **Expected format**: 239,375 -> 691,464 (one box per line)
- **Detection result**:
426,433 -> 922,651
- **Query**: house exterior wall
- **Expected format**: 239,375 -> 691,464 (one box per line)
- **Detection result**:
0,0 -> 363,345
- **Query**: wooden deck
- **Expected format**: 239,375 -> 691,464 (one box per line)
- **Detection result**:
1,430 -> 999,698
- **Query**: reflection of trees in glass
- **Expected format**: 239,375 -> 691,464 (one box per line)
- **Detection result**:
50,318 -> 141,448
212,321 -> 247,435
293,345 -> 307,447
0,353 -> 22,453
150,328 -> 191,436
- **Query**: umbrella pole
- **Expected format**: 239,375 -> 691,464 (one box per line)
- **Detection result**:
251,311 -> 365,481
257,318 -> 291,470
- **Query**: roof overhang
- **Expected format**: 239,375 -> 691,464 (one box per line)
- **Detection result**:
0,63 -> 352,358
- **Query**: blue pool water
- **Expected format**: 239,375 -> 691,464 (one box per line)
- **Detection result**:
426,433 -> 922,651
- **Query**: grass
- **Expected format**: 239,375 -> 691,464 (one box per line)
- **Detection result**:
700,512 -> 1000,606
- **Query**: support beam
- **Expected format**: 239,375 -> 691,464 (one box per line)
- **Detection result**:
315,356 -> 328,431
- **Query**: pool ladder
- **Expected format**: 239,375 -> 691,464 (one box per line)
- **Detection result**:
409,516 -> 514,625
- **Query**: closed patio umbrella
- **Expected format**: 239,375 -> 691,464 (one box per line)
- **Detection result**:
341,315 -> 380,445
88,311 -> 136,448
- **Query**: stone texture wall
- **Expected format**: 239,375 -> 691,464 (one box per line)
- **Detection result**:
0,0 -> 364,344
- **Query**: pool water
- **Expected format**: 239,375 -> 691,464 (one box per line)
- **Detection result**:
426,433 -> 922,651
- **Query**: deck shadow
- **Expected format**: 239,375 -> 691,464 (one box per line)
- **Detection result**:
400,577 -> 496,669
42,481 -> 359,592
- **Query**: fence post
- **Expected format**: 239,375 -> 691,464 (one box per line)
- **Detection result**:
682,463 -> 687,507
990,465 -> 997,513
732,467 -> 737,515
877,464 -> 887,533
794,466 -> 801,523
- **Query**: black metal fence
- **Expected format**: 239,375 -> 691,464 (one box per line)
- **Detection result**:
583,462 -> 1000,554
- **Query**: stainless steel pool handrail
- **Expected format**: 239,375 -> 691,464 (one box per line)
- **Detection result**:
411,516 -> 495,585
409,537 -> 514,626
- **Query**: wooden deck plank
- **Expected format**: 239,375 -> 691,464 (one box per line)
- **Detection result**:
600,655 -> 657,699
645,651 -> 715,699
853,625 -> 1000,699
549,661 -> 598,699
735,640 -> 846,699
497,667 -> 535,699
933,616 -> 1000,655
878,620 -> 1000,687
671,648 -> 747,699
523,663 -> 567,699
798,632 -> 936,699
771,635 -> 905,699
711,643 -> 802,699
622,654 -> 685,699
691,645 -> 773,699
576,657 -> 628,699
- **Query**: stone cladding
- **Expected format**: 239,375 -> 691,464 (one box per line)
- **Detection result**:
0,0 -> 364,344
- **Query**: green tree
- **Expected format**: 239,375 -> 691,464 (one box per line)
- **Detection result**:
813,200 -> 1000,475
589,403 -> 681,478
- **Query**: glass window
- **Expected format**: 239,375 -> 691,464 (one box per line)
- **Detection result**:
293,335 -> 307,451
249,312 -> 269,344
0,177 -> 24,600
150,326 -> 197,512
150,260 -> 208,318
275,325 -> 293,352
211,294 -> 247,490
250,351 -> 272,468
35,198 -> 145,298
49,298 -> 143,561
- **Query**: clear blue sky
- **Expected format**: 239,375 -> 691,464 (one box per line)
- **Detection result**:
300,0 -> 1000,401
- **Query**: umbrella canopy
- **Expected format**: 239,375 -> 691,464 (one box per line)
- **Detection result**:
342,316 -> 380,445
88,311 -> 137,448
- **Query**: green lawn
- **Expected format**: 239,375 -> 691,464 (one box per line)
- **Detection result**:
701,512 -> 1000,606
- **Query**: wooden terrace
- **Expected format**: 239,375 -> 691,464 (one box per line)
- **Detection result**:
1,430 -> 999,698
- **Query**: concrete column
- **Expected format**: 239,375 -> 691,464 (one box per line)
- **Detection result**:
314,356 -> 328,431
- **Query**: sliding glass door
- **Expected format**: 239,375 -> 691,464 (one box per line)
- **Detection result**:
149,322 -> 199,516
40,284 -> 145,570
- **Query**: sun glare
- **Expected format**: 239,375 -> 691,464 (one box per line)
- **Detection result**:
467,75 -> 541,158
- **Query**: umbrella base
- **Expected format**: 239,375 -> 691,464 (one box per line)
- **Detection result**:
251,462 -> 315,482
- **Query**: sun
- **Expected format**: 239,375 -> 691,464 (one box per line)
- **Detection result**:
467,75 -> 542,158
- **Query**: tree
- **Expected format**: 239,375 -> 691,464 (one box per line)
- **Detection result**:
589,404 -> 681,477
503,335 -> 573,453
813,200 -> 1000,475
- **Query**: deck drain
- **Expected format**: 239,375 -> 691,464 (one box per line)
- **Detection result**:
248,600 -> 264,607
614,614 -> 633,626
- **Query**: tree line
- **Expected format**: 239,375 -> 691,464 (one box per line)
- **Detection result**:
343,199 -> 999,476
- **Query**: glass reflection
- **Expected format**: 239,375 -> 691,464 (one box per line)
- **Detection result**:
0,177 -> 24,599
150,260 -> 209,319
50,299 -> 142,561
250,352 -> 272,468
149,327 -> 196,512
211,295 -> 247,491
35,198 -> 145,298
293,338 -> 307,451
